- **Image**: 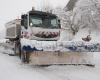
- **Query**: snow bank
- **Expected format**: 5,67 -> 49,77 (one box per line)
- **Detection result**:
0,51 -> 100,80
73,28 -> 100,42
0,39 -> 8,43
21,38 -> 100,52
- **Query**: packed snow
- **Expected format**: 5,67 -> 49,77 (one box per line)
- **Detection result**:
21,38 -> 100,52
0,46 -> 100,80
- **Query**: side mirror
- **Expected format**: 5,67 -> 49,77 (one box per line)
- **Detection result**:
21,15 -> 28,29
21,19 -> 24,26
58,19 -> 60,23
58,19 -> 61,28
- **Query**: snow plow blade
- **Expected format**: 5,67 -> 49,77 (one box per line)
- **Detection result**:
29,52 -> 93,66
21,39 -> 99,66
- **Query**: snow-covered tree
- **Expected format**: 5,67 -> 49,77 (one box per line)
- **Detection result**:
71,0 -> 100,34
69,0 -> 100,41
53,7 -> 73,41
53,7 -> 72,29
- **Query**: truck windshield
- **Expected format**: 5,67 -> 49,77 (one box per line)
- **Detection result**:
29,14 -> 58,28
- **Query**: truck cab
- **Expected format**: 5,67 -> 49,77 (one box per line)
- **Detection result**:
21,10 -> 61,41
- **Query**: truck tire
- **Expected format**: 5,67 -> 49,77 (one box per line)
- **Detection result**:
14,41 -> 21,57
14,42 -> 17,55
20,51 -> 26,63
18,43 -> 21,59
26,53 -> 30,63
20,50 -> 30,63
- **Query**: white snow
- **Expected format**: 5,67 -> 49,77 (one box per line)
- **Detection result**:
0,0 -> 100,80
0,39 -> 8,43
0,48 -> 100,80
21,38 -> 100,52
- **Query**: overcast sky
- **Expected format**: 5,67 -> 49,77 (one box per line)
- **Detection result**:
0,0 -> 69,37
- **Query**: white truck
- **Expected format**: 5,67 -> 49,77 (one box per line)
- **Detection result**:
5,9 -> 62,64
5,8 -> 99,66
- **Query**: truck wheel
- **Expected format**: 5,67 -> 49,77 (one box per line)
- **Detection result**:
18,43 -> 21,59
14,42 -> 19,55
26,53 -> 30,63
20,51 -> 26,63
14,41 -> 21,57
14,42 -> 17,55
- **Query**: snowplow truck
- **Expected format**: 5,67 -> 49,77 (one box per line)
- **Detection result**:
5,9 -> 96,66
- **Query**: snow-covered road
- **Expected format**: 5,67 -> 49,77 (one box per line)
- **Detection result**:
0,48 -> 100,80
